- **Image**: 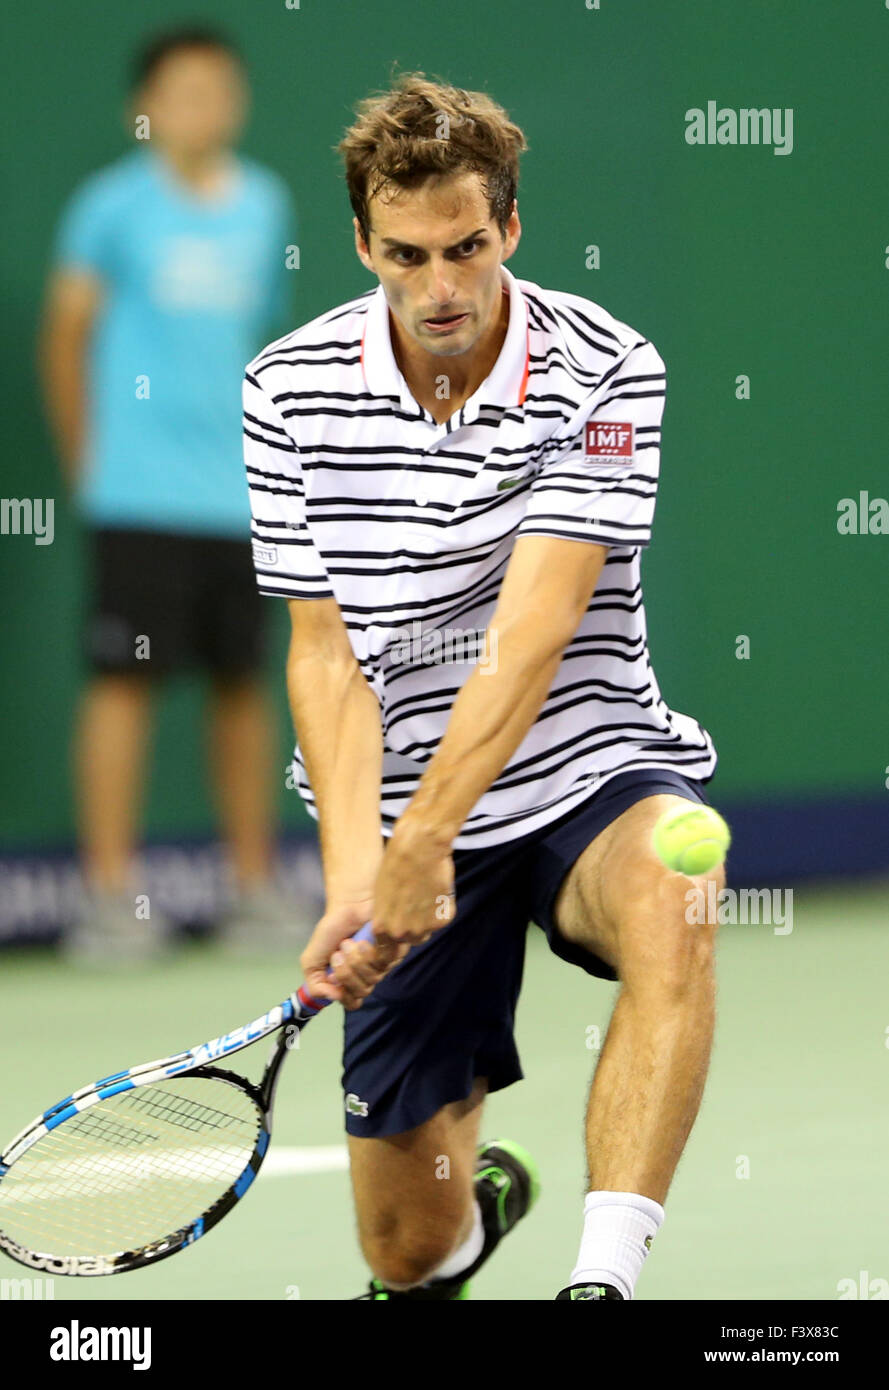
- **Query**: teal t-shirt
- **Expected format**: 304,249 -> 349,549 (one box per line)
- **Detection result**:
55,148 -> 295,537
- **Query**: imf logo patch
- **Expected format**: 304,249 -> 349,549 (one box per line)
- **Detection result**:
584,421 -> 634,459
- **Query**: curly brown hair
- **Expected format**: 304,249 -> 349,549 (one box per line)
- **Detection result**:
336,71 -> 528,246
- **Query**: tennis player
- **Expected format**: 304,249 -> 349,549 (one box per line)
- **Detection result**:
244,74 -> 724,1300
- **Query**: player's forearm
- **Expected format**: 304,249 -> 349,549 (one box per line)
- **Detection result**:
399,609 -> 581,846
39,324 -> 88,480
286,648 -> 384,900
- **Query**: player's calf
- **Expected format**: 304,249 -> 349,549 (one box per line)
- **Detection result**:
354,1140 -> 540,1300
361,1210 -> 471,1291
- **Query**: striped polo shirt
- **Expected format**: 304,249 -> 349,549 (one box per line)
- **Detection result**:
243,265 -> 717,848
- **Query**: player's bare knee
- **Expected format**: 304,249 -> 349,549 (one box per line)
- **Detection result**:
615,860 -> 724,1001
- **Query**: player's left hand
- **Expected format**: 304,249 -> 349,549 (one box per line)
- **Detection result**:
370,816 -> 457,948
301,899 -> 409,1011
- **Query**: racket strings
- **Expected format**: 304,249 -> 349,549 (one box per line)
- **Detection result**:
62,1109 -> 159,1149
0,1077 -> 261,1259
117,1087 -> 253,1136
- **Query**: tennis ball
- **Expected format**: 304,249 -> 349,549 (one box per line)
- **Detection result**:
652,806 -> 731,875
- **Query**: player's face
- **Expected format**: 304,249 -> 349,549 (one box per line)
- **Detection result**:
356,172 -> 520,359
138,49 -> 247,157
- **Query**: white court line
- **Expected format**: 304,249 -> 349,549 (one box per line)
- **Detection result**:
262,1146 -> 349,1177
2,1146 -> 351,1203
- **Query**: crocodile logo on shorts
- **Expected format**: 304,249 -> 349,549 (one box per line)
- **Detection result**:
345,1092 -> 369,1117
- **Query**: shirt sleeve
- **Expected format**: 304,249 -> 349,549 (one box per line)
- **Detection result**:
518,338 -> 666,549
243,370 -> 334,599
53,174 -> 120,280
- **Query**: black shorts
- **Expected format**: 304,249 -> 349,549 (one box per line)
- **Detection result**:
342,768 -> 710,1139
84,526 -> 265,677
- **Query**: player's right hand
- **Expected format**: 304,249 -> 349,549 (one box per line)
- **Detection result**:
300,899 -> 409,1011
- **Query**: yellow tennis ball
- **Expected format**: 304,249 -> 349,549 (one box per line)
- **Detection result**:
652,806 -> 731,875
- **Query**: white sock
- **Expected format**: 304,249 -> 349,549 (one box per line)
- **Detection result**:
570,1190 -> 665,1300
428,1199 -> 485,1281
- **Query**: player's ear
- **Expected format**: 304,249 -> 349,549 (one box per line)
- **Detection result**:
353,217 -> 374,271
502,201 -> 521,260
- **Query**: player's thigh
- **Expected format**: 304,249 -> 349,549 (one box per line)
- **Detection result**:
347,1077 -> 486,1245
553,793 -> 723,979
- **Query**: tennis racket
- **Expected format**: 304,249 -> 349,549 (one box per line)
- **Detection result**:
0,922 -> 375,1276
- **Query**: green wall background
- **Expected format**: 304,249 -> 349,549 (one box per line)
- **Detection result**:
1,0 -> 886,849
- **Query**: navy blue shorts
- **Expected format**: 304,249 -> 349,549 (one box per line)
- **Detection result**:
342,768 -> 710,1139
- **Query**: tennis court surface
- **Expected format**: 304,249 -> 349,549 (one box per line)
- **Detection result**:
1,881 -> 885,1301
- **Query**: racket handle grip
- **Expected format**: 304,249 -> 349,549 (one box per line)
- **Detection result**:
297,921 -> 376,1014
325,921 -> 376,975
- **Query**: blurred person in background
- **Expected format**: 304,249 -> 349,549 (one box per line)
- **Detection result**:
39,27 -> 306,959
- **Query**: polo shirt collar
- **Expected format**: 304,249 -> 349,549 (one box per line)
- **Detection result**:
360,265 -> 530,424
